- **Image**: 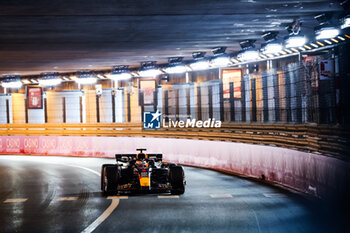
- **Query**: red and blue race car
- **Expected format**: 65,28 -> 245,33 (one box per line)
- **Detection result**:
101,149 -> 185,195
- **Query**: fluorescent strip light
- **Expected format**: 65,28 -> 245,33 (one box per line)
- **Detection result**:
164,64 -> 187,74
285,35 -> 307,48
189,60 -> 210,71
39,78 -> 62,86
75,77 -> 97,85
310,43 -> 319,48
1,81 -> 22,88
316,41 -> 325,46
315,27 -> 340,40
22,80 -> 31,84
338,36 -> 345,41
304,45 -> 312,50
331,38 -> 339,43
131,72 -> 139,77
138,69 -> 162,77
97,74 -> 107,79
231,58 -> 240,64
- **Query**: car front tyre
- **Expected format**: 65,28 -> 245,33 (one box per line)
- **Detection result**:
169,166 -> 185,195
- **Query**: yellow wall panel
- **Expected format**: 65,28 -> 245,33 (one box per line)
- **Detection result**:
12,93 -> 26,123
84,90 -> 97,123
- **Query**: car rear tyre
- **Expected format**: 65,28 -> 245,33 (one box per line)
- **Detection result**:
102,165 -> 120,195
101,164 -> 114,190
169,166 -> 185,195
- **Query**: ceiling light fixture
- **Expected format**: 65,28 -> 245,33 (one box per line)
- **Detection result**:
210,47 -> 231,67
38,72 -> 62,86
108,65 -> 132,81
315,27 -> 340,40
261,42 -> 283,54
211,55 -> 231,67
284,20 -> 307,48
190,60 -> 210,70
138,61 -> 162,77
314,13 -> 340,40
39,79 -> 62,86
75,71 -> 97,85
237,40 -> 260,61
261,32 -> 283,55
285,35 -> 307,48
164,57 -> 187,74
237,49 -> 260,61
1,76 -> 22,88
75,78 -> 97,85
189,52 -> 210,71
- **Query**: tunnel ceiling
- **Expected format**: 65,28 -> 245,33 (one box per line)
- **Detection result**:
0,0 -> 346,76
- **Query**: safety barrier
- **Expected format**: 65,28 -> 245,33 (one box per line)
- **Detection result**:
0,135 -> 349,201
0,123 -> 349,158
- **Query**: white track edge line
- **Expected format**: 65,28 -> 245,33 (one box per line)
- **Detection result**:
81,198 -> 120,233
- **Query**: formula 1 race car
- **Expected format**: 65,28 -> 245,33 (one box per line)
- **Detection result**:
101,149 -> 185,195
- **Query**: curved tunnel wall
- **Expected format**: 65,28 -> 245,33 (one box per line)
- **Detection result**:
0,135 -> 349,200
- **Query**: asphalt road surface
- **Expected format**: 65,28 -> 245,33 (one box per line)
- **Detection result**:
0,155 -> 344,233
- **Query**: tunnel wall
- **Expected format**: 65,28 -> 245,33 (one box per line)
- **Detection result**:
0,135 -> 349,200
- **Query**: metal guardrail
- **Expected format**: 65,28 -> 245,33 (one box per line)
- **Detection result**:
0,123 -> 349,158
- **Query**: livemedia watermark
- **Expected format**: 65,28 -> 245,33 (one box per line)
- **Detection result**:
143,110 -> 222,129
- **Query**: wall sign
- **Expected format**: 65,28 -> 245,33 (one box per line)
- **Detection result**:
221,69 -> 242,99
95,84 -> 102,95
319,60 -> 333,80
140,80 -> 156,105
27,86 -> 43,109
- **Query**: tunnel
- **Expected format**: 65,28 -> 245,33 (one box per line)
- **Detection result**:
0,1 -> 350,233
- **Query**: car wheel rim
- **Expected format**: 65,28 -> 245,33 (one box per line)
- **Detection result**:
104,175 -> 108,192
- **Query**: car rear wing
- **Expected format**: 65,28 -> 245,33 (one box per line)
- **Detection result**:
115,153 -> 162,162
148,154 -> 163,161
115,154 -> 136,162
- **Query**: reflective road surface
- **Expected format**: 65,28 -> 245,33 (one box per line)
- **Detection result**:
0,155 -> 345,233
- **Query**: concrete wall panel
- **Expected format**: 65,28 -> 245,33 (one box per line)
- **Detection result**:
0,95 -> 12,124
